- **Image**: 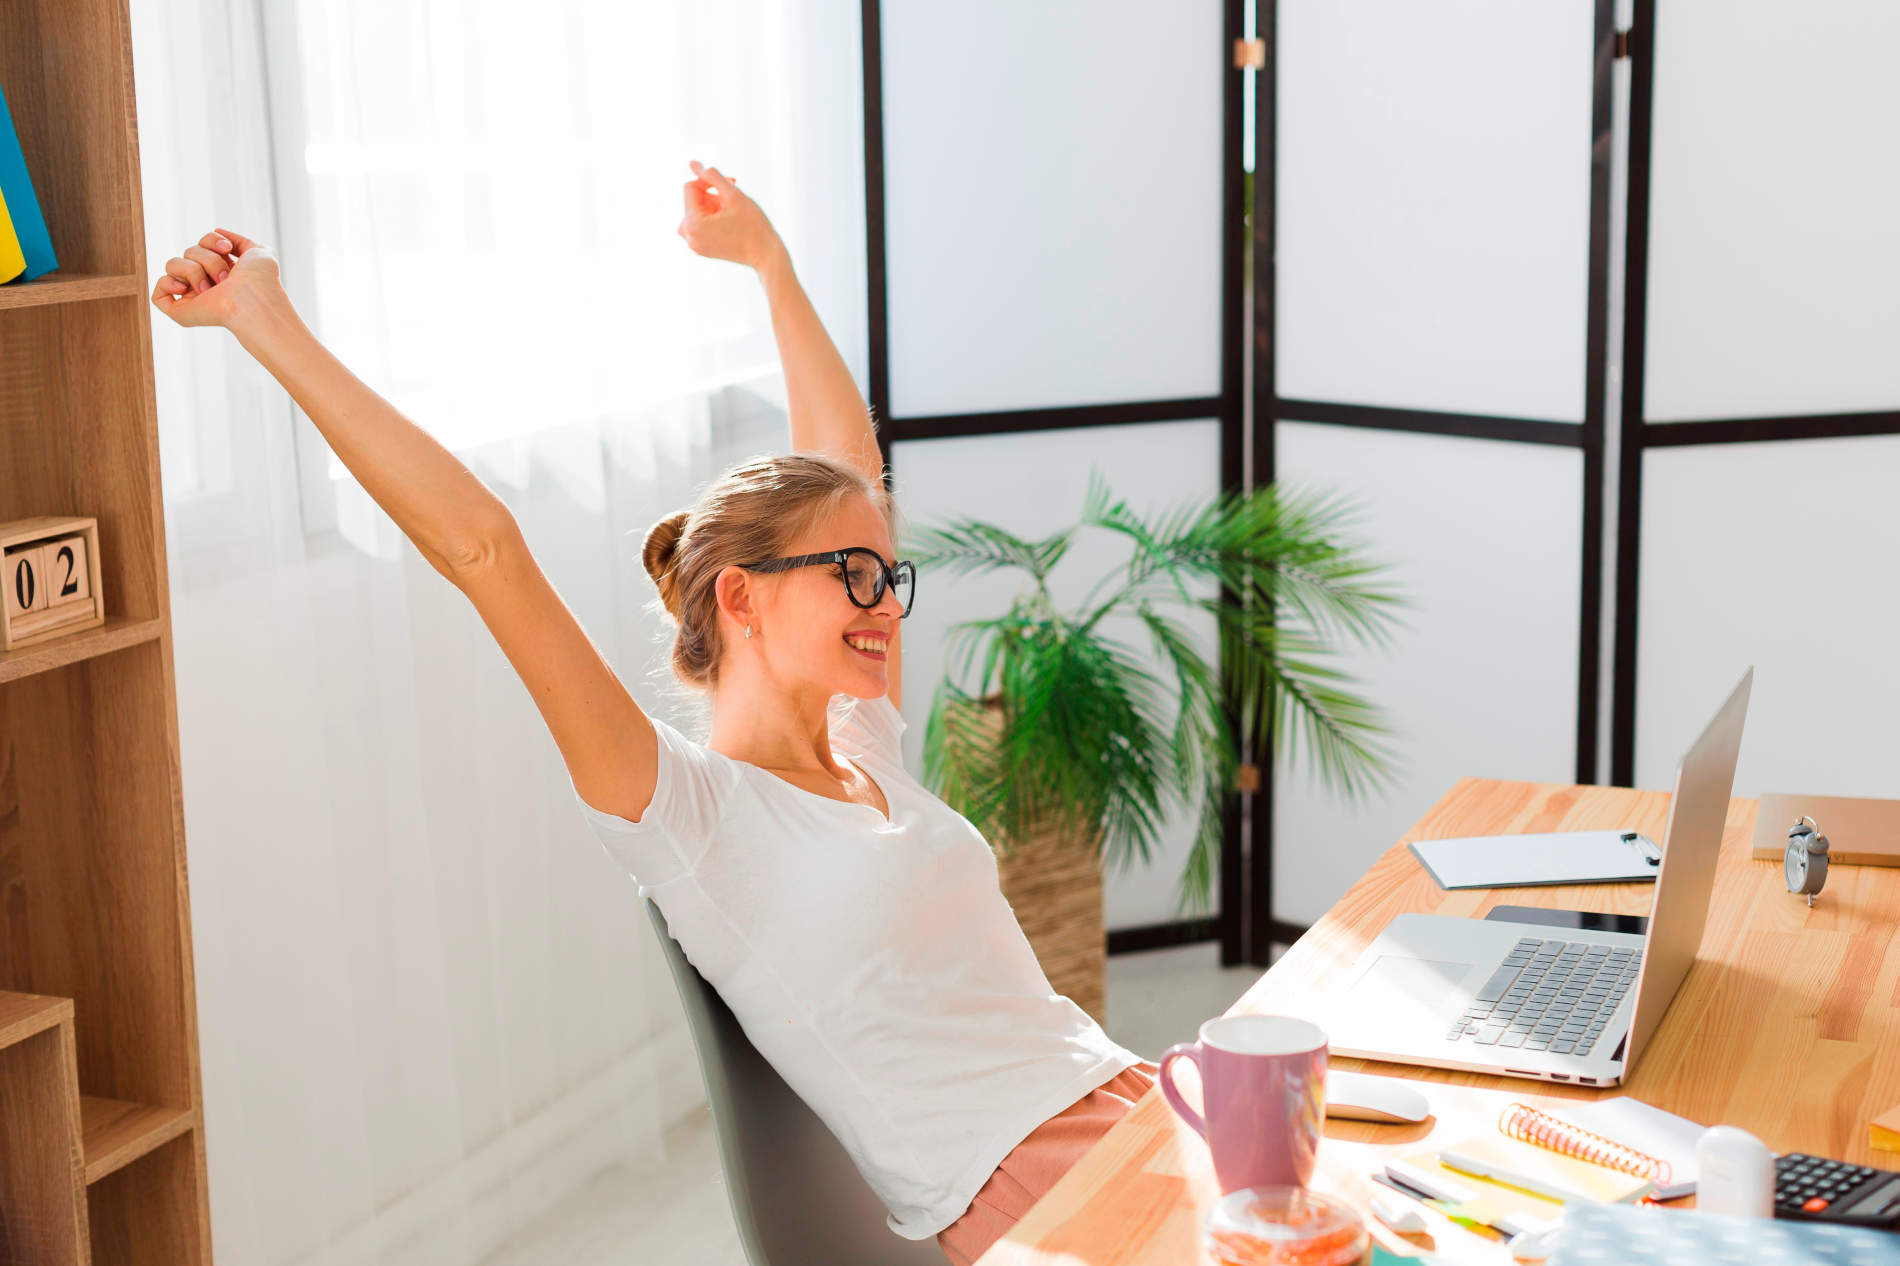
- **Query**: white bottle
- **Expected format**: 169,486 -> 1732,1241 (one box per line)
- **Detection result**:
1696,1125 -> 1775,1217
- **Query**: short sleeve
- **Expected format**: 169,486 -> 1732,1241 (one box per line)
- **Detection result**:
828,691 -> 907,767
570,711 -> 732,896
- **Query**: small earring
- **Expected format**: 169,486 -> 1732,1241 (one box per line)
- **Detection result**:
744,624 -> 752,639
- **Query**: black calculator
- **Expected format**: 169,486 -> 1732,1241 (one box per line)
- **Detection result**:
1774,1152 -> 1900,1228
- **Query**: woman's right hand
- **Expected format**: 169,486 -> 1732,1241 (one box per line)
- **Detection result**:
678,160 -> 783,271
150,228 -> 283,330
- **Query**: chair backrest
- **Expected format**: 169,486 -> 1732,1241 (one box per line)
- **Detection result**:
642,900 -> 949,1266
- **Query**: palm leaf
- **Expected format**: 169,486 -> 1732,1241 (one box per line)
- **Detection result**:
1210,602 -> 1399,800
919,474 -> 1407,910
906,518 -> 1075,584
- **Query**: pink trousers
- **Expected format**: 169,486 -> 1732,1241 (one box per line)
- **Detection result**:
935,1059 -> 1160,1266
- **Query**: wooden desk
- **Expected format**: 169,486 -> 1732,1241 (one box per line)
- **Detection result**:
976,778 -> 1900,1263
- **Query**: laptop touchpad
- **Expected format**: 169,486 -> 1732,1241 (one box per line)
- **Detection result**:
1350,955 -> 1474,1021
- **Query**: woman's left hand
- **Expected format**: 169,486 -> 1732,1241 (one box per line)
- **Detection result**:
151,228 -> 287,333
678,159 -> 782,271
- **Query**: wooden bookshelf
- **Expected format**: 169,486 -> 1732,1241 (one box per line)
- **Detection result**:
79,1096 -> 199,1186
0,993 -> 87,1265
1,0 -> 215,1262
0,616 -> 165,686
0,273 -> 144,311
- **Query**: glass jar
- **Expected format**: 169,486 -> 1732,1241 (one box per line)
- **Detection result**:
1203,1185 -> 1370,1266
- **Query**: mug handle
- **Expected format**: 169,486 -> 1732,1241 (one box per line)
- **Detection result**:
1158,1042 -> 1206,1140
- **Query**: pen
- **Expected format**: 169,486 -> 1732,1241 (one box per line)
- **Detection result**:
1380,1162 -> 1559,1241
1437,1148 -> 1572,1206
1384,1159 -> 1476,1205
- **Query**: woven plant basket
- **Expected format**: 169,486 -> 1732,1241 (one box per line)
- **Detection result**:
975,696 -> 1107,1027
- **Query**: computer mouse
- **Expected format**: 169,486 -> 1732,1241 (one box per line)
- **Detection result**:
1324,1071 -> 1431,1124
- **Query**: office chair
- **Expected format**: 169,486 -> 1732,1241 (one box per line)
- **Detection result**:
642,900 -> 949,1266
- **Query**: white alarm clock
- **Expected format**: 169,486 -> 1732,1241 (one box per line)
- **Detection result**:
1784,816 -> 1830,906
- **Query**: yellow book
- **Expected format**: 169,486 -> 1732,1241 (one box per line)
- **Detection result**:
1437,1131 -> 1654,1205
1873,1102 -> 1900,1153
0,183 -> 25,283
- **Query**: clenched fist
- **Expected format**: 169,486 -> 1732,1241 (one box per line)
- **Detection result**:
677,160 -> 782,271
150,228 -> 282,329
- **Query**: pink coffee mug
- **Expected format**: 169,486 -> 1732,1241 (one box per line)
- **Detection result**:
1159,1014 -> 1327,1193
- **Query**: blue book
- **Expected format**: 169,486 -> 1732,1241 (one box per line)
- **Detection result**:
0,75 -> 57,281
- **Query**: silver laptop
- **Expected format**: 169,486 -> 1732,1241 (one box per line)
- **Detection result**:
1323,668 -> 1753,1088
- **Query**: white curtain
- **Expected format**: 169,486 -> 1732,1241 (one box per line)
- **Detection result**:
129,2 -> 865,1263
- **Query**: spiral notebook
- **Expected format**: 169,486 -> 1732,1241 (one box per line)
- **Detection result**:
1436,1126 -> 1656,1205
1493,1098 -> 1705,1201
1387,1098 -> 1710,1243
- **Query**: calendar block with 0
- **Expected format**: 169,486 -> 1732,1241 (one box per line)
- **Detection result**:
0,516 -> 106,651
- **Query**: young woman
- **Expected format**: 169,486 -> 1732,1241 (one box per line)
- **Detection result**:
151,161 -> 1157,1265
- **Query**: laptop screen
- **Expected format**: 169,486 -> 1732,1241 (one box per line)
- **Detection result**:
1623,668 -> 1753,1068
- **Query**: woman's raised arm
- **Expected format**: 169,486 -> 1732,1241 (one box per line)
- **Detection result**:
154,230 -> 509,577
678,163 -> 883,486
678,167 -> 903,708
152,230 -> 663,824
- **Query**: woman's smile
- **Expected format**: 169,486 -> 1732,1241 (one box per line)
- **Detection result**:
845,631 -> 888,660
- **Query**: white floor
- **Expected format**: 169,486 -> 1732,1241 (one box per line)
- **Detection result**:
479,941 -> 1271,1266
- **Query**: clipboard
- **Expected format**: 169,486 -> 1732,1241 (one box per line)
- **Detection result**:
1408,830 -> 1661,890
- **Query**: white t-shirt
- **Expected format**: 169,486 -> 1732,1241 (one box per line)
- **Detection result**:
570,691 -> 1146,1240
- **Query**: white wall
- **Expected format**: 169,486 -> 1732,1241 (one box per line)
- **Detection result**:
1644,0 -> 1900,423
1631,0 -> 1900,795
1635,438 -> 1900,796
878,0 -> 1225,416
1277,0 -> 1596,423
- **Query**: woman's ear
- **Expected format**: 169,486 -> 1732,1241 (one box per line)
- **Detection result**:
714,565 -> 759,637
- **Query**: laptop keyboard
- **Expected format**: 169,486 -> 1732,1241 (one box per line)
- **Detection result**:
1445,937 -> 1640,1055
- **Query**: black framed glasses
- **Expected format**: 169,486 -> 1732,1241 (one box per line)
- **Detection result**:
739,547 -> 917,617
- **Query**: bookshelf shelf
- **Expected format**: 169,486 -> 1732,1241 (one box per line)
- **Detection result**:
0,993 -> 86,1264
80,1098 -> 199,1186
1,0 -> 215,1260
0,991 -> 72,1050
0,273 -> 144,310
0,1002 -> 192,1183
0,615 -> 165,685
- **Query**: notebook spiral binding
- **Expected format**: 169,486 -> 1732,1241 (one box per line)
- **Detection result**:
1499,1102 -> 1675,1186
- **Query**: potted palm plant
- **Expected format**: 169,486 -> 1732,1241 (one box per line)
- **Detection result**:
907,470 -> 1403,1022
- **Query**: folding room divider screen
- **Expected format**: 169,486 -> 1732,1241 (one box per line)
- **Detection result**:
1258,1 -> 1617,932
861,1 -> 1258,962
863,1 -> 1894,963
1613,0 -> 1900,797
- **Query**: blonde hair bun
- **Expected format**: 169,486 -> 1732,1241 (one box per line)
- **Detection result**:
642,511 -> 690,616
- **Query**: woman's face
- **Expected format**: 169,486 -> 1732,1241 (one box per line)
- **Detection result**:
728,494 -> 905,698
